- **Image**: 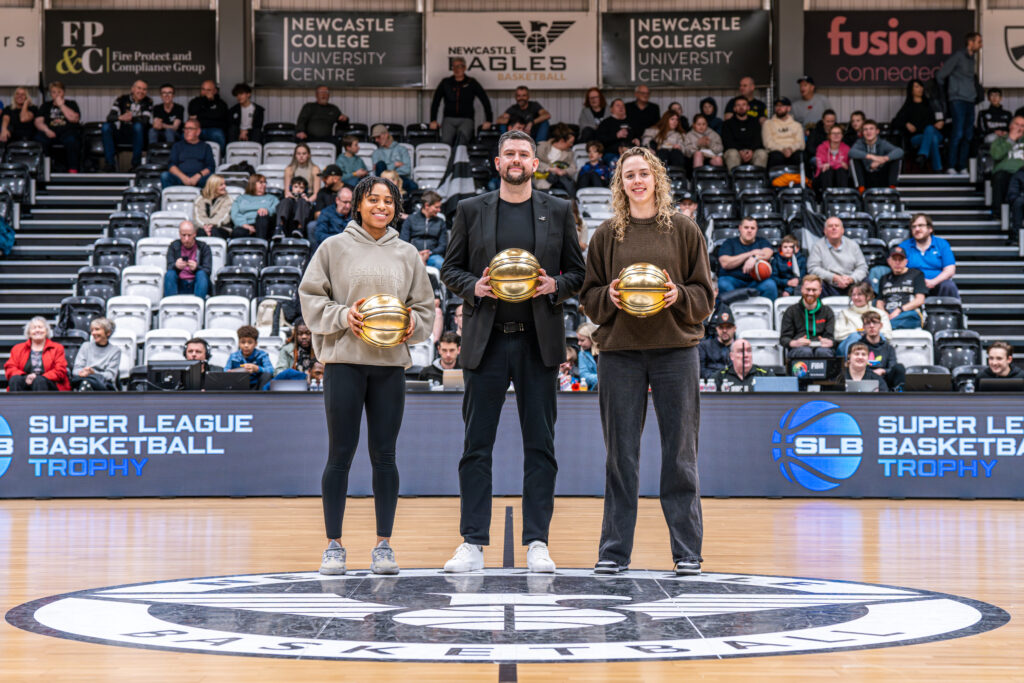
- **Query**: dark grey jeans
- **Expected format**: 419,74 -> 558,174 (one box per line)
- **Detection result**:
597,346 -> 703,566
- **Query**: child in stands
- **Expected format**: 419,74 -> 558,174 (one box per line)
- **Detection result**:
770,234 -> 806,296
225,325 -> 275,389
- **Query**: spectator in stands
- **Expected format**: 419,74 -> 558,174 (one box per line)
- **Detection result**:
34,81 -> 82,173
722,97 -> 767,170
0,87 -> 38,143
597,98 -> 638,158
283,142 -> 322,200
843,110 -> 865,148
977,88 -> 1011,144
937,32 -> 982,175
400,190 -> 446,268
453,303 -> 464,336
806,110 -> 837,154
857,310 -> 905,390
665,102 -> 691,132
699,97 -> 722,135
717,217 -> 779,300
311,165 -> 344,228
496,86 -> 551,142
314,185 -> 353,247
849,119 -> 903,189
188,80 -> 230,153
683,114 -> 724,169
780,274 -> 835,359
226,325 -> 274,389
335,135 -> 369,189
991,115 -> 1024,213
876,244 -> 926,329
577,141 -> 612,188
271,318 -> 320,384
892,79 -> 945,173
101,80 -> 152,171
842,342 -> 888,391
228,83 -> 264,143
231,174 -> 279,240
836,280 -> 893,355
808,216 -> 868,296
296,85 -> 348,142
981,341 -> 1024,381
380,170 -> 408,218
429,57 -> 492,146
899,213 -> 959,298
370,124 -> 417,191
164,220 -> 212,299
193,174 -> 233,239
161,120 -> 215,189
576,322 -> 598,390
642,111 -> 685,168
150,83 -> 184,145
276,176 -> 314,239
813,125 -> 851,192
4,317 -> 69,392
418,331 -> 461,384
1007,167 -> 1024,246
534,123 -> 577,196
677,191 -> 699,220
762,98 -> 804,168
792,76 -> 833,128
770,234 -> 807,297
70,317 -> 120,391
699,307 -> 736,379
724,76 -> 768,123
626,85 -> 660,141
714,338 -> 771,390
578,87 -> 607,143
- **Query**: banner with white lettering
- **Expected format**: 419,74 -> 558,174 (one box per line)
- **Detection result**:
254,11 -> 422,88
424,12 -> 597,90
0,9 -> 41,87
982,10 -> 1024,88
803,11 -> 975,87
43,10 -> 215,87
601,12 -> 769,89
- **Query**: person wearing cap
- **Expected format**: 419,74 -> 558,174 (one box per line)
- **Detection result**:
724,76 -> 768,123
677,192 -> 698,219
716,216 -> 779,300
875,244 -> 926,330
849,119 -> 904,189
305,165 -> 346,243
762,97 -> 805,168
897,212 -> 959,299
699,307 -> 736,379
296,85 -> 348,142
714,338 -> 772,390
793,76 -> 833,128
335,134 -> 369,189
370,124 -> 418,191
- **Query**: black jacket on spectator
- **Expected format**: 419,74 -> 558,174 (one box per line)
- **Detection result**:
106,94 -> 153,125
725,96 -> 768,121
721,115 -> 763,151
841,367 -> 889,391
779,300 -> 835,346
229,102 -> 265,142
977,106 -> 1012,137
429,76 -> 493,122
698,335 -> 731,379
166,239 -> 213,278
596,116 -> 633,152
188,95 -> 230,133
400,212 -> 448,257
625,101 -> 660,140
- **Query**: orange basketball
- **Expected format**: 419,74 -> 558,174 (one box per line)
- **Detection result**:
750,259 -> 773,282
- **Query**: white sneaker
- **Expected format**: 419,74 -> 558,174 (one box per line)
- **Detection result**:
444,543 -> 484,573
319,540 -> 346,575
527,541 -> 556,573
946,168 -> 959,175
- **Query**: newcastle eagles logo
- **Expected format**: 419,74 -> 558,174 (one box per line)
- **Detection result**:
1006,27 -> 1024,73
498,21 -> 574,54
5,569 -> 1006,661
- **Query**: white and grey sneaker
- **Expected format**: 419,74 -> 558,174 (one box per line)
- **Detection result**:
319,540 -> 346,575
675,561 -> 701,576
370,540 -> 400,575
526,540 -> 556,573
444,542 -> 484,573
594,560 -> 628,575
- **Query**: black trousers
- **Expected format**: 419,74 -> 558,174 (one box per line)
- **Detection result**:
231,214 -> 276,241
853,159 -> 899,188
322,363 -> 405,540
460,329 -> 558,546
7,375 -> 57,391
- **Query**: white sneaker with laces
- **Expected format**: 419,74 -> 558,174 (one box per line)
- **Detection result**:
319,540 -> 346,575
444,542 -> 484,573
527,540 -> 556,573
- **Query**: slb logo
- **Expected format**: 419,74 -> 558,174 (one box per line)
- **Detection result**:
0,415 -> 13,478
772,401 -> 863,492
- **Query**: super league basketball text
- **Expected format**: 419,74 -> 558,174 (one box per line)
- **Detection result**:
875,415 -> 1024,478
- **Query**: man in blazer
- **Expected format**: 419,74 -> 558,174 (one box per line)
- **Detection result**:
440,130 -> 585,574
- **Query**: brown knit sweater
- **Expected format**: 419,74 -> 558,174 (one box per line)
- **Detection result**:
579,213 -> 714,351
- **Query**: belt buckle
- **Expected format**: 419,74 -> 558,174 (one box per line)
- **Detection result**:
502,322 -> 524,334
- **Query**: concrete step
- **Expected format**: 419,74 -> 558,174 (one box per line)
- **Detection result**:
9,244 -> 94,259
960,289 -> 1024,304
45,185 -> 125,196
14,234 -> 102,248
32,195 -> 122,207
17,219 -> 108,233
898,173 -> 973,186
981,334 -> 1024,349
0,272 -> 78,287
901,195 -> 986,207
967,320 -> 1024,337
0,261 -> 88,275
963,302 -> 1024,315
956,261 -> 1024,275
49,172 -> 133,186
951,245 -> 1021,258
0,289 -> 74,304
956,273 -> 1024,286
29,207 -> 115,221
0,303 -> 61,316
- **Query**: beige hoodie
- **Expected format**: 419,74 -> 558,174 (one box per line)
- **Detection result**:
762,115 -> 806,152
299,221 -> 435,368
835,303 -> 894,342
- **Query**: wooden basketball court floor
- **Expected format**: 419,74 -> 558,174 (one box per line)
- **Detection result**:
1,496 -> 1021,682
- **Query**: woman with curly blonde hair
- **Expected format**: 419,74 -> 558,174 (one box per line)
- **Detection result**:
579,145 -> 714,577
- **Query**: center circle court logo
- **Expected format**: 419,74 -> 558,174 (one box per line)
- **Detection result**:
0,415 -> 14,478
5,569 -> 1007,662
773,401 -> 864,492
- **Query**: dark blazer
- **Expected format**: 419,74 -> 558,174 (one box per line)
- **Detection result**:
229,103 -> 265,143
166,239 -> 213,277
441,190 -> 585,370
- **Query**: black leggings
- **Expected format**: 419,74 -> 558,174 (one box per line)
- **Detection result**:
322,362 -> 405,540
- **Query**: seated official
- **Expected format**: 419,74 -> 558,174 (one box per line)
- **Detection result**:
418,332 -> 461,384
161,120 -> 215,189
164,221 -> 212,299
714,338 -> 772,390
980,341 -> 1024,383
400,190 -> 447,269
185,337 -> 222,373
296,85 -> 348,142
876,245 -> 926,330
4,316 -> 70,392
225,325 -> 275,390
836,280 -> 893,355
70,317 -> 121,391
780,275 -> 836,360
716,217 -> 778,300
842,342 -> 889,391
698,307 -> 736,379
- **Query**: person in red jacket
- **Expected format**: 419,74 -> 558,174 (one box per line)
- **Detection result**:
5,317 -> 69,391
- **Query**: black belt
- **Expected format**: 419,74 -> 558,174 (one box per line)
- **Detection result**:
493,322 -> 533,334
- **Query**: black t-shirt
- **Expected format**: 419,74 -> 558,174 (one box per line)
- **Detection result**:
494,198 -> 535,324
878,268 -> 926,312
153,102 -> 185,128
37,100 -> 81,132
4,104 -> 39,140
505,101 -> 544,126
313,187 -> 338,217
725,97 -> 768,121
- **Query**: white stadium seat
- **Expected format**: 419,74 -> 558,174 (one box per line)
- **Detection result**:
144,329 -> 191,363
738,328 -> 784,367
161,187 -> 200,214
730,297 -> 774,334
774,295 -> 801,331
135,237 -> 173,271
197,236 -> 227,278
225,142 -> 262,168
107,329 -> 139,379
205,295 -> 251,331
150,210 -> 189,239
121,265 -> 164,307
157,295 -> 205,335
307,142 -> 337,171
106,295 -> 153,339
194,328 -> 238,368
888,329 -> 935,368
262,142 -> 296,166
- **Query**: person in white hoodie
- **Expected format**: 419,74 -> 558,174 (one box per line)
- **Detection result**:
299,174 -> 435,578
835,281 -> 893,356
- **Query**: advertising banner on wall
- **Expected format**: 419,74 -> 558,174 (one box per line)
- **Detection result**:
0,9 -> 41,87
254,11 -> 423,88
804,10 -> 975,87
601,11 -> 770,88
424,12 -> 597,90
982,10 -> 1024,88
43,10 -> 216,87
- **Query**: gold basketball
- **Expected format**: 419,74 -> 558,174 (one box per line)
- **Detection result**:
488,248 -> 541,303
616,263 -> 669,317
356,294 -> 410,348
